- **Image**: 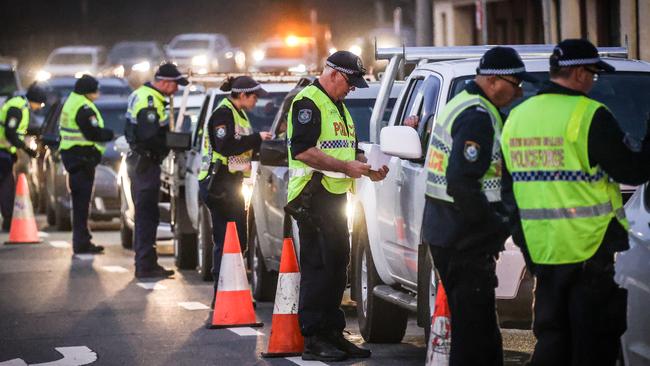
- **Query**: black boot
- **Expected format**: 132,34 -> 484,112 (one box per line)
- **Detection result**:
74,243 -> 105,254
326,330 -> 371,358
302,335 -> 348,362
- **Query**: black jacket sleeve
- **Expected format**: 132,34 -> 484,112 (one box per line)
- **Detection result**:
135,109 -> 169,156
588,107 -> 650,185
209,107 -> 262,157
76,105 -> 114,143
446,107 -> 502,225
4,107 -> 27,150
289,98 -> 321,158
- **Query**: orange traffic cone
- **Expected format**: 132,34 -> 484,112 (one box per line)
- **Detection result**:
262,237 -> 304,357
207,221 -> 263,329
426,282 -> 451,366
5,173 -> 40,245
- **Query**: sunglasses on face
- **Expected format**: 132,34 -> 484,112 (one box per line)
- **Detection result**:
497,75 -> 524,88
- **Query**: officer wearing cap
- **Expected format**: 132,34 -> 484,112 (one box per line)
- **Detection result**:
59,75 -> 115,254
0,83 -> 46,231
501,39 -> 650,365
423,46 -> 536,366
126,63 -> 188,278
286,51 -> 388,362
197,76 -> 272,303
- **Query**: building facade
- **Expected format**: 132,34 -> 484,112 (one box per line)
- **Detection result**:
433,0 -> 650,61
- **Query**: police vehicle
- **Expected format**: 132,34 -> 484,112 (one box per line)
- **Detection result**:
351,45 -> 648,342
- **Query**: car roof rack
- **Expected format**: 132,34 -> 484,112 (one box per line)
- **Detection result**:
375,44 -> 628,63
186,71 -> 321,86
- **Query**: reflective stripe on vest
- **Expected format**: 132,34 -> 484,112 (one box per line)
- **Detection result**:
425,89 -> 504,202
501,93 -> 629,265
198,98 -> 254,181
287,84 -> 356,202
59,92 -> 105,153
0,96 -> 29,154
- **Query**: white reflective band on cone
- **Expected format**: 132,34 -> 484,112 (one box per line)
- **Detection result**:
13,195 -> 34,220
273,272 -> 301,315
217,253 -> 250,292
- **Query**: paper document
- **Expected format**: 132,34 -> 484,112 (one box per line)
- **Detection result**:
363,144 -> 391,171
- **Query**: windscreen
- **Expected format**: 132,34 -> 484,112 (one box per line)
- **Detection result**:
108,44 -> 154,63
248,92 -> 289,132
172,40 -> 210,50
49,53 -> 93,65
450,72 -> 650,139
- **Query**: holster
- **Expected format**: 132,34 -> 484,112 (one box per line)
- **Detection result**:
284,172 -> 324,227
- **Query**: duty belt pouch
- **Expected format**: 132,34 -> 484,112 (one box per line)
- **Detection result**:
206,163 -> 225,203
284,172 -> 324,226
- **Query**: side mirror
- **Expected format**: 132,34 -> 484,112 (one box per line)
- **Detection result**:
380,126 -> 422,159
260,139 -> 288,167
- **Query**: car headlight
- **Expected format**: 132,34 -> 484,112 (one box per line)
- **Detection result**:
288,64 -> 307,73
113,65 -> 125,77
252,49 -> 265,62
131,61 -> 150,72
192,54 -> 208,66
35,70 -> 51,82
75,70 -> 91,78
235,51 -> 246,69
349,45 -> 362,57
225,51 -> 234,59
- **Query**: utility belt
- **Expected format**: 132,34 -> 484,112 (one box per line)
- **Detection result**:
284,172 -> 324,227
131,148 -> 163,165
204,161 -> 244,218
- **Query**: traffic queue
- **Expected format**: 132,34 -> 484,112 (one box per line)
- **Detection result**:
1,38 -> 649,366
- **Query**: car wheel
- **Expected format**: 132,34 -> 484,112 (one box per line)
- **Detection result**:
353,218 -> 408,343
46,196 -> 56,226
197,204 -> 214,282
54,200 -> 71,231
248,222 -> 277,301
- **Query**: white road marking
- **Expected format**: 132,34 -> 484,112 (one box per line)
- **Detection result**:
285,356 -> 328,366
49,241 -> 71,248
137,282 -> 166,290
0,346 -> 97,366
101,266 -> 128,273
72,254 -> 94,261
227,327 -> 264,336
178,302 -> 210,310
38,232 -> 50,238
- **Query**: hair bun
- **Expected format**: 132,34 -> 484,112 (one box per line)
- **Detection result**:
220,77 -> 234,92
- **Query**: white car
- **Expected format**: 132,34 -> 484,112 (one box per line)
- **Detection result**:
37,46 -> 106,81
165,33 -> 245,74
250,36 -> 320,73
352,45 -> 639,342
0,57 -> 21,105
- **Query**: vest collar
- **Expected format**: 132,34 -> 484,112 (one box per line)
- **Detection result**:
224,97 -> 247,119
537,81 -> 587,97
143,82 -> 168,105
465,81 -> 505,120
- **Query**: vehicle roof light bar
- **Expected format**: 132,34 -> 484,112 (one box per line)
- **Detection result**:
375,45 -> 628,63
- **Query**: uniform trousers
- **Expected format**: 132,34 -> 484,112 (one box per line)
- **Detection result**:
429,245 -> 503,366
0,150 -> 15,231
61,150 -> 97,253
528,245 -> 626,366
295,188 -> 348,337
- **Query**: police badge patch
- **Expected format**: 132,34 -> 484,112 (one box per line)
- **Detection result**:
7,117 -> 17,129
463,141 -> 480,162
298,109 -> 312,124
215,125 -> 226,139
90,116 -> 98,127
146,111 -> 157,123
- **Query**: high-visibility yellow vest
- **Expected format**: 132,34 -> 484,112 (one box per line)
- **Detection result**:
287,85 -> 356,202
425,90 -> 503,202
126,84 -> 168,126
0,96 -> 30,154
59,92 -> 105,153
501,93 -> 628,264
198,98 -> 254,181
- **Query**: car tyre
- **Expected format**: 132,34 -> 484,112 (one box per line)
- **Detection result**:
353,217 -> 408,343
248,221 -> 277,301
54,200 -> 71,231
174,233 -> 197,270
197,203 -> 214,281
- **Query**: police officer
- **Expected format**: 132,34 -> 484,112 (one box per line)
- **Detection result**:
126,63 -> 187,278
287,51 -> 388,362
198,76 -> 271,303
60,75 -> 114,254
501,39 -> 650,366
0,83 -> 46,231
422,47 -> 536,366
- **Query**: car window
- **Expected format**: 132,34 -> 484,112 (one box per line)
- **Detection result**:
193,95 -> 212,147
396,77 -> 425,127
417,76 -> 442,154
98,104 -> 128,136
248,92 -> 288,132
0,70 -> 18,97
172,39 -> 210,50
347,98 -> 397,143
451,71 -> 650,139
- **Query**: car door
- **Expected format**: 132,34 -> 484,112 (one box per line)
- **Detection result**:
185,93 -> 212,230
375,74 -> 426,284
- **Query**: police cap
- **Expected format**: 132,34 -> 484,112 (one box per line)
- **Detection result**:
155,63 -> 189,86
74,74 -> 99,95
476,46 -> 537,82
224,76 -> 268,97
550,39 -> 615,73
326,50 -> 369,88
25,82 -> 47,104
